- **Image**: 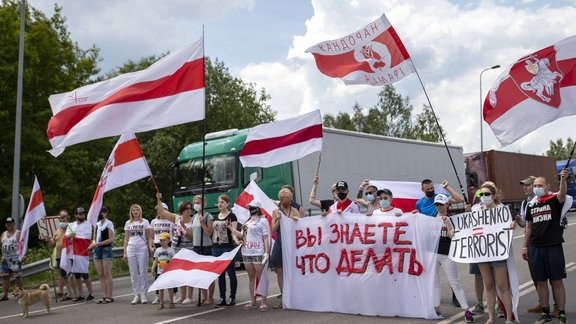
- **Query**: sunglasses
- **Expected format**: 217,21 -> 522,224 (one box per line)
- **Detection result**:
479,192 -> 492,197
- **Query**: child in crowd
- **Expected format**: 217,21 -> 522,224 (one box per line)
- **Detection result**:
151,232 -> 176,309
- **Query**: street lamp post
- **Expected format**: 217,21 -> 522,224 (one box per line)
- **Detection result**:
479,65 -> 500,152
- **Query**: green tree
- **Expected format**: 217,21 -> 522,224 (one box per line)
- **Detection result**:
0,1 -> 101,224
323,85 -> 444,142
546,137 -> 575,160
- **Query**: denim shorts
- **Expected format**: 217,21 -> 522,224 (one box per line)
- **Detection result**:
93,245 -> 114,261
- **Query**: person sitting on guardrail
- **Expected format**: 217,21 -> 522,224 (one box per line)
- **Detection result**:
1,217 -> 21,301
90,206 -> 115,304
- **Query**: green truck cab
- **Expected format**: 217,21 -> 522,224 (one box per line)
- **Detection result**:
172,129 -> 292,214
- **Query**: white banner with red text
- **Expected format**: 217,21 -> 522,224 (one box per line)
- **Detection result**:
281,213 -> 441,319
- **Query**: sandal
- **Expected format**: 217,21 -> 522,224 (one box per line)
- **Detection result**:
169,302 -> 175,309
272,302 -> 283,309
158,304 -> 165,310
105,298 -> 114,303
95,298 -> 105,304
201,299 -> 214,306
243,303 -> 258,310
259,304 -> 269,312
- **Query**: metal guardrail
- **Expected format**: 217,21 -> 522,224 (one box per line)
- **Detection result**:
21,247 -> 125,278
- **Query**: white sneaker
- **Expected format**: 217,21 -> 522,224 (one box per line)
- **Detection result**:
181,298 -> 193,305
140,293 -> 148,304
131,295 -> 141,305
152,296 -> 160,304
174,297 -> 182,304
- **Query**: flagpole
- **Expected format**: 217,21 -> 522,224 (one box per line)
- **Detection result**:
198,25 -> 206,307
315,153 -> 322,177
564,141 -> 576,170
11,0 -> 26,229
412,67 -> 469,204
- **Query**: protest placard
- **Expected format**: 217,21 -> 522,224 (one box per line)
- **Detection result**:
37,216 -> 60,239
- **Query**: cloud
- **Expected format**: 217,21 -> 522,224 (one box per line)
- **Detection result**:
241,0 -> 576,155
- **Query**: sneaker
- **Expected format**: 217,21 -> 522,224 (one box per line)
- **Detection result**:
227,298 -> 235,306
215,298 -> 227,308
140,294 -> 148,304
131,295 -> 141,305
528,303 -> 543,313
436,311 -> 444,319
558,314 -> 567,324
152,296 -> 160,305
534,312 -> 552,324
497,304 -> 505,318
465,310 -> 474,323
73,296 -> 85,303
174,297 -> 182,304
471,304 -> 485,315
85,295 -> 94,302
181,298 -> 193,305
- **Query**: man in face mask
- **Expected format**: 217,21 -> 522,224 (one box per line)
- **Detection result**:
325,181 -> 360,215
414,179 -> 464,217
522,170 -> 570,324
356,179 -> 380,216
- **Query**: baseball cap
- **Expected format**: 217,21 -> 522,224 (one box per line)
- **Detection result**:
155,202 -> 169,210
76,207 -> 86,214
5,217 -> 15,223
434,194 -> 449,205
159,232 -> 171,241
519,176 -> 536,185
336,181 -> 348,190
247,201 -> 262,215
376,189 -> 393,197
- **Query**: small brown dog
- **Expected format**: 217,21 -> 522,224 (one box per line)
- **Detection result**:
13,284 -> 51,318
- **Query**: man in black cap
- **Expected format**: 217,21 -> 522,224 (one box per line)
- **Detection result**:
325,181 -> 359,215
1,217 -> 22,301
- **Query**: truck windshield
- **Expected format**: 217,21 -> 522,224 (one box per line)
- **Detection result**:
176,154 -> 236,189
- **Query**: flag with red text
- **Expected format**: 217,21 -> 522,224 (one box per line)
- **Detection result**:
18,176 -> 46,261
148,246 -> 241,292
47,37 -> 205,156
239,110 -> 322,168
87,132 -> 152,225
306,14 -> 415,86
484,36 -> 576,145
231,181 -> 276,296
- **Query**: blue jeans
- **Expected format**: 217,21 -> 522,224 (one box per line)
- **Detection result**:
212,246 -> 237,299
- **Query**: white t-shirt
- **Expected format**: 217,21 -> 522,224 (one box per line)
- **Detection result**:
372,207 -> 403,216
66,221 -> 93,239
242,216 -> 270,256
124,219 -> 151,246
96,219 -> 114,243
151,218 -> 174,244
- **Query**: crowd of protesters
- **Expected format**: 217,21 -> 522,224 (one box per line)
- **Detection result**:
1,170 -> 571,324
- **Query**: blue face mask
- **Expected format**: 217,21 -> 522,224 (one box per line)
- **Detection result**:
366,194 -> 375,202
533,187 -> 545,197
379,199 -> 390,208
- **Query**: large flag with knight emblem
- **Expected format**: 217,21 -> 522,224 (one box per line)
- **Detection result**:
305,14 -> 416,86
484,36 -> 576,146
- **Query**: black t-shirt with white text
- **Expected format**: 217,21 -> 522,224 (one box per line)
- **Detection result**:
526,196 -> 564,246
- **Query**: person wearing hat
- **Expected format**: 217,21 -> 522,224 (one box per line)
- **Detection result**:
150,202 -> 175,305
228,202 -> 270,311
325,180 -> 360,215
431,194 -> 474,322
151,232 -> 176,309
371,189 -> 403,216
90,207 -> 115,304
309,176 -> 338,216
65,207 -> 95,303
1,217 -> 22,301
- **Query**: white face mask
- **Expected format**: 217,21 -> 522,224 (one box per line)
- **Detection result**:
193,204 -> 202,212
480,195 -> 493,205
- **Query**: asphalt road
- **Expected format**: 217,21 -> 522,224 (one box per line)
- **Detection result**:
1,213 -> 575,324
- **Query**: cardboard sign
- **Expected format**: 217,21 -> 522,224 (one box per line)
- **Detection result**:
37,216 -> 60,239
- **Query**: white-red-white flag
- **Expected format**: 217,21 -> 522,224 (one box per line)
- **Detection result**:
484,35 -> 576,146
369,180 -> 447,212
46,37 -> 205,157
306,14 -> 415,86
87,132 -> 152,225
231,181 -> 277,296
239,110 -> 322,168
18,176 -> 47,261
148,246 -> 241,292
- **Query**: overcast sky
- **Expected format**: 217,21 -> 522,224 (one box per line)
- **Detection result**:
28,0 -> 576,156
